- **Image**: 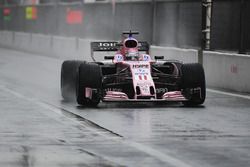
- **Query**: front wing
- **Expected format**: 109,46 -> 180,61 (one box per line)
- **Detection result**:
102,90 -> 188,102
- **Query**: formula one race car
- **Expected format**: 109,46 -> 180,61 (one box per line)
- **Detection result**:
61,31 -> 206,106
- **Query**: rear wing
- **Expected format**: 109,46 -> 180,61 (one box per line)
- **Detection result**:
90,41 -> 149,61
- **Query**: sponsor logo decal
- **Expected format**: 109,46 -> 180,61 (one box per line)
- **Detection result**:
230,64 -> 238,74
97,42 -> 117,50
114,54 -> 123,62
134,69 -> 148,76
143,54 -> 150,61
132,64 -> 149,68
99,42 -> 117,47
156,88 -> 168,94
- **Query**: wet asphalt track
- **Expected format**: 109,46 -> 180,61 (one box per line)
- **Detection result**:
0,48 -> 250,167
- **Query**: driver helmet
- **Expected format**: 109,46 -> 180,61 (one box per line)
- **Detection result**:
123,37 -> 139,60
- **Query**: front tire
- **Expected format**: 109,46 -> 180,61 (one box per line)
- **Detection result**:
61,60 -> 84,101
76,63 -> 102,106
181,63 -> 206,106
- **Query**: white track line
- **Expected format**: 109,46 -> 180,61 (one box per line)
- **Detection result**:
0,85 -> 192,167
207,88 -> 250,100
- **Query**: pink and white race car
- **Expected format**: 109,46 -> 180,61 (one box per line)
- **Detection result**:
61,31 -> 206,106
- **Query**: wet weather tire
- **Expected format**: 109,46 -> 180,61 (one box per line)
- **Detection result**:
181,63 -> 206,106
61,60 -> 85,101
76,63 -> 102,106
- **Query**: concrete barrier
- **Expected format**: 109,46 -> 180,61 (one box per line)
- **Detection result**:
0,31 -> 14,48
204,51 -> 250,93
0,31 -> 2,44
13,32 -> 32,51
0,31 -> 91,59
150,46 -> 198,63
52,36 -> 79,58
78,39 -> 92,61
30,33 -> 52,56
150,46 -> 250,93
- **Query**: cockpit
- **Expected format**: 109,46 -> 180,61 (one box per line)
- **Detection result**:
123,38 -> 139,60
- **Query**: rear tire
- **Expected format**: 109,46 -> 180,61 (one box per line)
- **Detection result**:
76,63 -> 102,106
181,63 -> 206,106
61,60 -> 85,101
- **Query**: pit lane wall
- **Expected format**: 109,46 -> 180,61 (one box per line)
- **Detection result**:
0,30 -> 250,93
0,31 -> 94,62
150,45 -> 250,93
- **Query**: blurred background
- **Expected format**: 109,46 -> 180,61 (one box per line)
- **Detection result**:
0,0 -> 249,54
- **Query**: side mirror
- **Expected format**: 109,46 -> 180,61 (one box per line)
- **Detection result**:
155,56 -> 164,60
104,56 -> 114,60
